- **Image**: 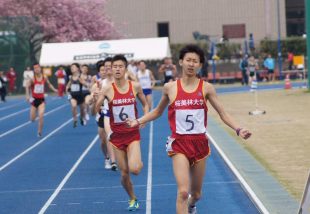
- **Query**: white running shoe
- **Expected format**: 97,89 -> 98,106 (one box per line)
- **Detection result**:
105,158 -> 112,169
85,113 -> 90,121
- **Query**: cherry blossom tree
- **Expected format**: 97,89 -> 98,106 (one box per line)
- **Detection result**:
0,0 -> 119,63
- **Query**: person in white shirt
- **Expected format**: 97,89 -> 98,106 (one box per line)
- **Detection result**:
136,60 -> 155,108
23,66 -> 34,88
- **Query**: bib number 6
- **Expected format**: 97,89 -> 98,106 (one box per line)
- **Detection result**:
119,107 -> 129,121
185,114 -> 194,131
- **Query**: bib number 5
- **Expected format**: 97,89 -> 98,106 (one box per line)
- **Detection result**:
185,115 -> 194,131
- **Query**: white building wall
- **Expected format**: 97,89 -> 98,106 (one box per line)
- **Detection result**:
105,0 -> 286,43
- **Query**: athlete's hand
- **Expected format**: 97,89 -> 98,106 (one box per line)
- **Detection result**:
125,118 -> 139,128
239,128 -> 252,140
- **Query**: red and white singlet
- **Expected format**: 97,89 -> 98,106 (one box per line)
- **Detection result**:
31,76 -> 45,99
168,79 -> 208,138
109,81 -> 138,133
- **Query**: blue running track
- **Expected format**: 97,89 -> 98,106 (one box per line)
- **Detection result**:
0,91 -> 261,213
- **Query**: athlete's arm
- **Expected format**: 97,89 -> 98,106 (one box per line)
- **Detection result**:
65,78 -> 72,93
205,82 -> 251,139
149,70 -> 156,88
95,85 -> 110,114
127,82 -> 170,127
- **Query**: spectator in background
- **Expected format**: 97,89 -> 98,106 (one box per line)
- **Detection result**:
136,60 -> 156,108
158,57 -> 177,83
6,67 -> 17,94
23,66 -> 34,89
0,71 -> 8,102
239,55 -> 248,85
55,66 -> 66,97
247,55 -> 259,85
264,54 -> 275,82
127,60 -> 138,75
287,51 -> 294,71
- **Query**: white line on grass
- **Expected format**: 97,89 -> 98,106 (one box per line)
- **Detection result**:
206,132 -> 270,214
38,135 -> 99,214
0,104 -> 68,139
0,117 -> 74,172
146,121 -> 154,214
0,108 -> 29,122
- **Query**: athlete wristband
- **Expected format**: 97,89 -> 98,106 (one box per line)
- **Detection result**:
136,119 -> 141,126
236,128 -> 242,136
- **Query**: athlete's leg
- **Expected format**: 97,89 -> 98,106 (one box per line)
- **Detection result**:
79,102 -> 86,124
113,148 -> 136,200
70,99 -> 78,121
37,102 -> 46,135
104,116 -> 116,164
98,126 -> 108,158
172,154 -> 190,214
127,141 -> 143,175
188,158 -> 207,207
146,94 -> 153,109
30,105 -> 37,122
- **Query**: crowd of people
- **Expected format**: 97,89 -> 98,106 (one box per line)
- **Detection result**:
239,51 -> 295,86
1,45 -> 252,213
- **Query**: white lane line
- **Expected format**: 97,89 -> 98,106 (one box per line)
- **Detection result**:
38,135 -> 99,214
0,108 -> 29,122
0,104 -> 68,139
0,117 -> 74,172
206,132 -> 270,214
146,121 -> 154,214
0,181 -> 239,194
0,101 -> 24,111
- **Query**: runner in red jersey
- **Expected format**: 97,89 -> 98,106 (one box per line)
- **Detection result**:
127,45 -> 252,214
25,64 -> 57,137
95,54 -> 149,211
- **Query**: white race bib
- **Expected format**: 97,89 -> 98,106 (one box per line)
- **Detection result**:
71,84 -> 80,92
175,109 -> 206,134
34,84 -> 44,94
165,70 -> 173,76
112,104 -> 135,123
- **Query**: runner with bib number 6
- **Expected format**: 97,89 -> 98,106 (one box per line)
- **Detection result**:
95,54 -> 149,211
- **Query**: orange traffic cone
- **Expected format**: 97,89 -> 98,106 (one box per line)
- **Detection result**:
284,74 -> 292,89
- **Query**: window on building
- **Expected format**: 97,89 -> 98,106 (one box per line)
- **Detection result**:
286,0 -> 305,36
157,22 -> 169,38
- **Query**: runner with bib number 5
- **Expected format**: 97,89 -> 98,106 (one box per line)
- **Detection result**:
95,54 -> 149,211
126,45 -> 252,214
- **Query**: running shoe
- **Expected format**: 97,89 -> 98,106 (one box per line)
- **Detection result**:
105,158 -> 112,169
188,205 -> 197,214
85,112 -> 90,121
73,120 -> 78,128
127,199 -> 139,211
80,118 -> 86,126
37,132 -> 42,137
111,162 -> 118,171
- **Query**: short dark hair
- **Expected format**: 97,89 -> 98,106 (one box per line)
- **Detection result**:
81,64 -> 89,68
112,54 -> 128,67
71,63 -> 80,68
179,45 -> 205,65
103,57 -> 112,66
